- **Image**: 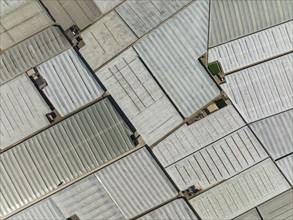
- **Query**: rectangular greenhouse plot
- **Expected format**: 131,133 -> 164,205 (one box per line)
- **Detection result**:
258,189 -> 293,220
35,48 -> 105,117
93,0 -> 123,14
250,109 -> 293,160
153,105 -> 245,167
79,11 -> 137,71
0,0 -> 53,50
0,74 -> 51,150
95,147 -> 178,219
116,0 -> 191,37
0,98 -> 135,218
190,159 -> 291,220
134,0 -> 220,117
96,47 -> 182,145
41,0 -> 102,30
166,126 -> 268,191
9,174 -> 126,220
221,53 -> 293,123
234,209 -> 261,220
0,26 -> 71,85
208,0 -> 292,47
276,155 -> 293,185
208,21 -> 293,73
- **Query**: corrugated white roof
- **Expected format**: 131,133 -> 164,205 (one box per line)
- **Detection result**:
234,209 -> 261,220
37,48 -> 104,116
0,98 -> 134,218
221,54 -> 293,123
9,175 -> 126,220
139,199 -> 198,220
153,105 -> 245,167
277,155 -> 293,185
209,0 -> 293,47
80,11 -> 137,71
95,147 -> 178,219
250,110 -> 293,160
0,74 -> 50,150
208,21 -> 293,73
0,0 -> 27,16
190,159 -> 291,220
166,127 -> 268,190
116,0 -> 191,37
93,0 -> 123,14
8,198 -> 65,220
258,189 -> 293,220
41,0 -> 102,30
134,0 -> 220,117
96,47 -> 182,145
0,26 -> 71,85
0,0 -> 53,50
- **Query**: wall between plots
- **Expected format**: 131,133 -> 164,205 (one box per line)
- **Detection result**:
0,98 -> 134,218
134,0 -> 220,117
139,199 -> 198,220
0,0 -> 53,50
0,26 -> 71,85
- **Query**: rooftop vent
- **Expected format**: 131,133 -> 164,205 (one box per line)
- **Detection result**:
26,68 -> 48,89
67,214 -> 80,220
182,183 -> 202,198
65,25 -> 85,49
46,110 -> 61,123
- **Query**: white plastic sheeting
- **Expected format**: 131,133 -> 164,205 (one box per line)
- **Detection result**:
190,159 -> 291,220
95,147 -> 178,219
166,127 -> 268,190
135,0 -> 220,117
80,11 -> 137,71
41,0 -> 102,30
209,0 -> 293,47
221,54 -> 293,123
0,26 -> 71,85
0,74 -> 50,149
250,110 -> 293,160
0,98 -> 134,218
96,47 -> 182,145
208,21 -> 293,73
153,105 -> 245,167
38,48 -> 104,116
116,0 -> 191,37
0,0 -> 53,50
139,199 -> 198,220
